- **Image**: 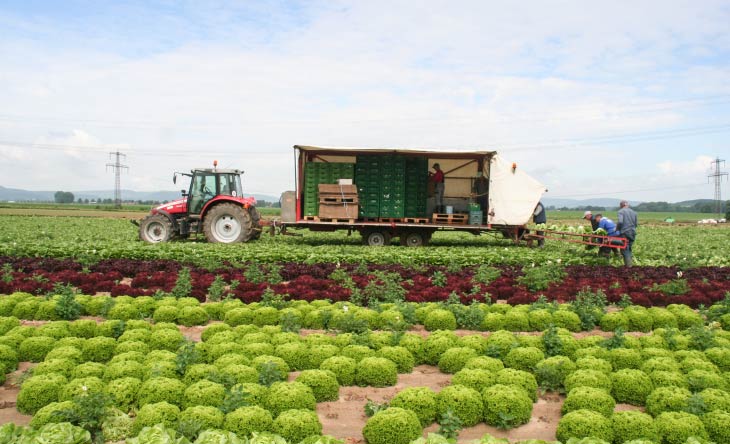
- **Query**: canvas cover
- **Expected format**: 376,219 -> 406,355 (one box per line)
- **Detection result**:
488,154 -> 546,226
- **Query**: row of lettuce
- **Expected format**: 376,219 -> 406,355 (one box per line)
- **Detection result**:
3,256 -> 730,308
0,306 -> 729,444
3,290 -> 730,336
1,216 -> 728,268
0,422 -> 334,444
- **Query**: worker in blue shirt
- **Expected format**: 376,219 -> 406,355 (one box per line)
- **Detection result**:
594,214 -> 620,258
594,214 -> 619,236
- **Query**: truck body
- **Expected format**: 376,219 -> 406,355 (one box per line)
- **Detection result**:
279,146 -> 547,246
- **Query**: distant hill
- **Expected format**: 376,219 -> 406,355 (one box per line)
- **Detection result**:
0,185 -> 278,204
541,198 -> 642,209
674,199 -> 717,207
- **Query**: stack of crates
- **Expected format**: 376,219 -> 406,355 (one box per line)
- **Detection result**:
355,155 -> 380,218
303,162 -> 355,216
379,156 -> 406,218
404,157 -> 428,218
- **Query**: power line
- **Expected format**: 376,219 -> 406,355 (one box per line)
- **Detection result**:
501,124 -> 730,152
1,93 -> 729,128
2,123 -> 730,157
0,140 -> 284,156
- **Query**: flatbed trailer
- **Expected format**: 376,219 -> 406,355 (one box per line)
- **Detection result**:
279,145 -> 548,246
281,218 -> 526,246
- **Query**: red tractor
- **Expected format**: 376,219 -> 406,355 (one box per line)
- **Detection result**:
135,164 -> 261,243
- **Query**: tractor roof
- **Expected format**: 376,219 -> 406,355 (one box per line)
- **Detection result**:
191,168 -> 242,174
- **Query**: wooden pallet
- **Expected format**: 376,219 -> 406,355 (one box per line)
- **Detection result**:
432,213 -> 468,225
360,217 -> 379,222
317,217 -> 356,223
303,215 -> 318,221
378,217 -> 403,223
404,217 -> 429,224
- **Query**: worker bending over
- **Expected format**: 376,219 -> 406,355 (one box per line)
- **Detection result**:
594,214 -> 619,258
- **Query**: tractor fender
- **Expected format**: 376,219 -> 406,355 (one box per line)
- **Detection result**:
153,209 -> 179,231
200,197 -> 254,218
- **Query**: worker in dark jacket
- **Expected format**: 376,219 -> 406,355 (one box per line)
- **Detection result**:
583,210 -> 599,230
471,172 -> 489,217
584,210 -> 599,250
533,201 -> 546,247
617,200 -> 638,267
429,163 -> 445,214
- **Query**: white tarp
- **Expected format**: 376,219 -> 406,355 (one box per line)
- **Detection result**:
488,154 -> 546,226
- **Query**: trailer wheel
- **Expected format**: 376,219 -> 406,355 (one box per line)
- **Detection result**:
364,230 -> 391,246
401,231 -> 427,247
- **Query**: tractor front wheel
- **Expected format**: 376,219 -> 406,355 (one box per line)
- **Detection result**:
203,203 -> 253,243
139,214 -> 175,243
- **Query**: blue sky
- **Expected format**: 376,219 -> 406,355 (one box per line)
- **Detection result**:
1,0 -> 729,202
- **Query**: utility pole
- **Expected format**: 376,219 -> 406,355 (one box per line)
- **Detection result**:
708,157 -> 728,216
106,151 -> 128,209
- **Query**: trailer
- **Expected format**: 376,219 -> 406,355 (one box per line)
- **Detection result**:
278,145 -> 554,246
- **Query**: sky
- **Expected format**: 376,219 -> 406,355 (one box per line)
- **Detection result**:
1,0 -> 729,202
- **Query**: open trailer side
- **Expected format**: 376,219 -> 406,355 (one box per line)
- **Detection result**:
279,145 -> 547,246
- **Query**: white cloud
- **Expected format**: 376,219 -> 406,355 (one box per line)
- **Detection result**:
0,0 -> 729,202
658,155 -> 715,175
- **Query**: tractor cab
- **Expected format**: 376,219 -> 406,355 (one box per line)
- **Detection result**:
179,168 -> 244,215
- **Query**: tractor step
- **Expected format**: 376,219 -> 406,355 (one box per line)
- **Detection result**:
432,213 -> 468,225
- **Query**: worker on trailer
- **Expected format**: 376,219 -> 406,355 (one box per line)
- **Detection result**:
617,200 -> 638,267
472,171 -> 489,218
594,213 -> 620,258
533,201 -> 546,247
430,163 -> 445,213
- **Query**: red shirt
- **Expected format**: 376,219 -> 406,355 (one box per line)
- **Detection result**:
432,170 -> 444,183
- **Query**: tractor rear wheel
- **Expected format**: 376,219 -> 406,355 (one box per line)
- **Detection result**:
249,207 -> 262,240
139,214 -> 174,243
203,203 -> 253,243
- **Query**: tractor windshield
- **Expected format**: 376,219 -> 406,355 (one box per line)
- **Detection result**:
189,172 -> 217,214
218,174 -> 242,197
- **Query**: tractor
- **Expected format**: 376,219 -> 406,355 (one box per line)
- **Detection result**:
135,163 -> 261,243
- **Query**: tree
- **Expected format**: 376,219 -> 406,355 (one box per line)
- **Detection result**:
725,201 -> 730,220
54,191 -> 75,204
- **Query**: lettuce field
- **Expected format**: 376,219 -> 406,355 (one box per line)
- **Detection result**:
0,214 -> 729,444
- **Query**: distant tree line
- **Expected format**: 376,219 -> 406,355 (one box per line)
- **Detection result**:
547,201 -> 728,215
633,200 -> 728,214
